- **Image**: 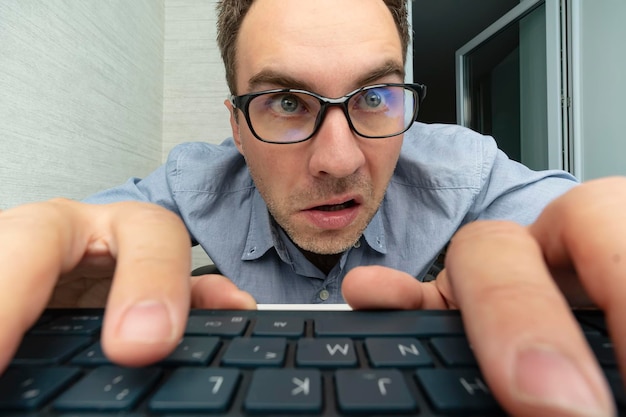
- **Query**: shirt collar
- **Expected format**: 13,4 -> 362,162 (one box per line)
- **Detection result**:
241,189 -> 388,261
241,190 -> 279,261
361,207 -> 388,254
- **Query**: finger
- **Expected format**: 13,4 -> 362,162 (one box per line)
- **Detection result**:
445,220 -> 614,417
0,199 -> 92,374
190,274 -> 257,309
342,265 -> 452,310
98,202 -> 192,367
49,251 -> 117,307
529,177 -> 626,392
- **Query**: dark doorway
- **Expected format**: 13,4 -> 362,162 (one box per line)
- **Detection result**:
412,0 -> 520,124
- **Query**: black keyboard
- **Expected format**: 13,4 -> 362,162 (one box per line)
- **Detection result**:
0,309 -> 623,416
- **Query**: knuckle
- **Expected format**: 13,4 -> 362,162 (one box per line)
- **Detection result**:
450,220 -> 530,251
110,201 -> 183,227
557,176 -> 626,225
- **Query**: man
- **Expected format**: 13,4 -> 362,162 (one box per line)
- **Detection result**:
0,0 -> 624,416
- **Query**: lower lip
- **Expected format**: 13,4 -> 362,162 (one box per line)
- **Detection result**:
302,205 -> 361,230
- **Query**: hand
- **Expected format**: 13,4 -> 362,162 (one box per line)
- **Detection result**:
0,199 -> 255,375
343,176 -> 626,417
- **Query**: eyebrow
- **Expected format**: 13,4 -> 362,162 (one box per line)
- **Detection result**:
246,60 -> 406,94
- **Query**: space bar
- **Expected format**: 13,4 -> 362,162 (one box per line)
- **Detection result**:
314,312 -> 465,337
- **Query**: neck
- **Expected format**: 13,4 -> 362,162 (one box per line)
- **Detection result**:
301,250 -> 343,275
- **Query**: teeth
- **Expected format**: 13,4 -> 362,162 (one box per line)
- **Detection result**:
316,201 -> 353,212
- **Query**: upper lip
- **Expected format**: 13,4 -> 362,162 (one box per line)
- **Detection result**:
303,194 -> 363,211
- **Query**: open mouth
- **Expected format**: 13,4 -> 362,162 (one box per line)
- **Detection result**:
312,199 -> 358,212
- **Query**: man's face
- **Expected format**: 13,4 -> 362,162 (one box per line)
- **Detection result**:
228,0 -> 405,255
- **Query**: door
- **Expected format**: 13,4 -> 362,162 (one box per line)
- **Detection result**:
455,0 -> 565,171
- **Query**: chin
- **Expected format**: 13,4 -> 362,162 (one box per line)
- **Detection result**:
292,231 -> 362,255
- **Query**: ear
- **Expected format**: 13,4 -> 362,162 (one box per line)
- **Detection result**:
225,99 -> 244,154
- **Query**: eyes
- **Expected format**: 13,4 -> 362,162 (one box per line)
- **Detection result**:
355,89 -> 384,111
264,88 -> 392,117
273,94 -> 304,115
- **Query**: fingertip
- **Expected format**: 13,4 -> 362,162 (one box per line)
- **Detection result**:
343,266 -> 443,310
190,274 -> 257,310
101,299 -> 185,367
227,290 -> 258,310
505,345 -> 615,417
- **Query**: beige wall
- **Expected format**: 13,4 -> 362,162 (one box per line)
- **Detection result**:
163,0 -> 229,268
0,0 -> 227,268
0,0 -> 165,209
163,0 -> 232,160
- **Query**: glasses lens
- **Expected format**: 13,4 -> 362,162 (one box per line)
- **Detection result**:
244,85 -> 419,143
348,86 -> 417,138
247,91 -> 321,143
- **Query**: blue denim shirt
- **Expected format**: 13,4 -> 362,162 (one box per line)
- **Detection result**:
84,123 -> 578,304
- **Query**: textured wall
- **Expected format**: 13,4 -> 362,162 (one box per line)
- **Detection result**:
0,0 -> 164,209
163,0 -> 231,269
163,0 -> 232,160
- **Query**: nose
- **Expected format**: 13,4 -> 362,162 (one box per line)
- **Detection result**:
307,107 -> 366,179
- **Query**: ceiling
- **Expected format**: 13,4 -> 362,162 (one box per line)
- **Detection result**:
411,0 -> 520,123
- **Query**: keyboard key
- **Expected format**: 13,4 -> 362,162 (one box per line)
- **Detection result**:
160,336 -> 220,366
244,368 -> 322,413
365,338 -> 433,367
587,336 -> 617,366
315,312 -> 464,337
185,315 -> 248,336
605,369 -> 626,409
70,342 -> 112,366
577,313 -> 608,333
253,316 -> 305,337
416,368 -> 501,413
221,337 -> 286,367
11,335 -> 92,366
296,338 -> 357,367
31,315 -> 102,335
149,368 -> 239,412
53,366 -> 161,411
430,337 -> 477,366
0,367 -> 81,410
335,369 -> 417,413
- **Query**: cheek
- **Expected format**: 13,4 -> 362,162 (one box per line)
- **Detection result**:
242,141 -> 306,194
364,140 -> 402,185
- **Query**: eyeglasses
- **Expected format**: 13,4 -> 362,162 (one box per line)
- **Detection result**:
230,83 -> 427,144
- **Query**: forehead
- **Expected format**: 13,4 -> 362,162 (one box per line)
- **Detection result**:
235,0 -> 404,95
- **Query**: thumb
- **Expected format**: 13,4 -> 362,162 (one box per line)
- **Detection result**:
342,265 -> 452,310
190,274 -> 257,310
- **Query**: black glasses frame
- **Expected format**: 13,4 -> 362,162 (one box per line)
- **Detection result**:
230,83 -> 427,144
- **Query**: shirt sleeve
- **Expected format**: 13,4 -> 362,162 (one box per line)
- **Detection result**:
465,135 -> 579,226
82,152 -> 181,217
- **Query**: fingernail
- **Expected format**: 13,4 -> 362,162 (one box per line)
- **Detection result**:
116,300 -> 174,343
514,347 -> 609,416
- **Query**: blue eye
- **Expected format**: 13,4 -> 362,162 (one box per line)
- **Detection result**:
363,90 -> 383,108
280,95 -> 299,113
267,94 -> 304,115
353,88 -> 391,112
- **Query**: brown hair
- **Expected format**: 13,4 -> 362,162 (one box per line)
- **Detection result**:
216,0 -> 410,95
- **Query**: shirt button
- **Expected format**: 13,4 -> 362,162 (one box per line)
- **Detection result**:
319,289 -> 330,301
353,240 -> 361,249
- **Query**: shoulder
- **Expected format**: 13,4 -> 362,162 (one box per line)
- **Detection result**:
395,123 -> 497,189
165,139 -> 252,193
